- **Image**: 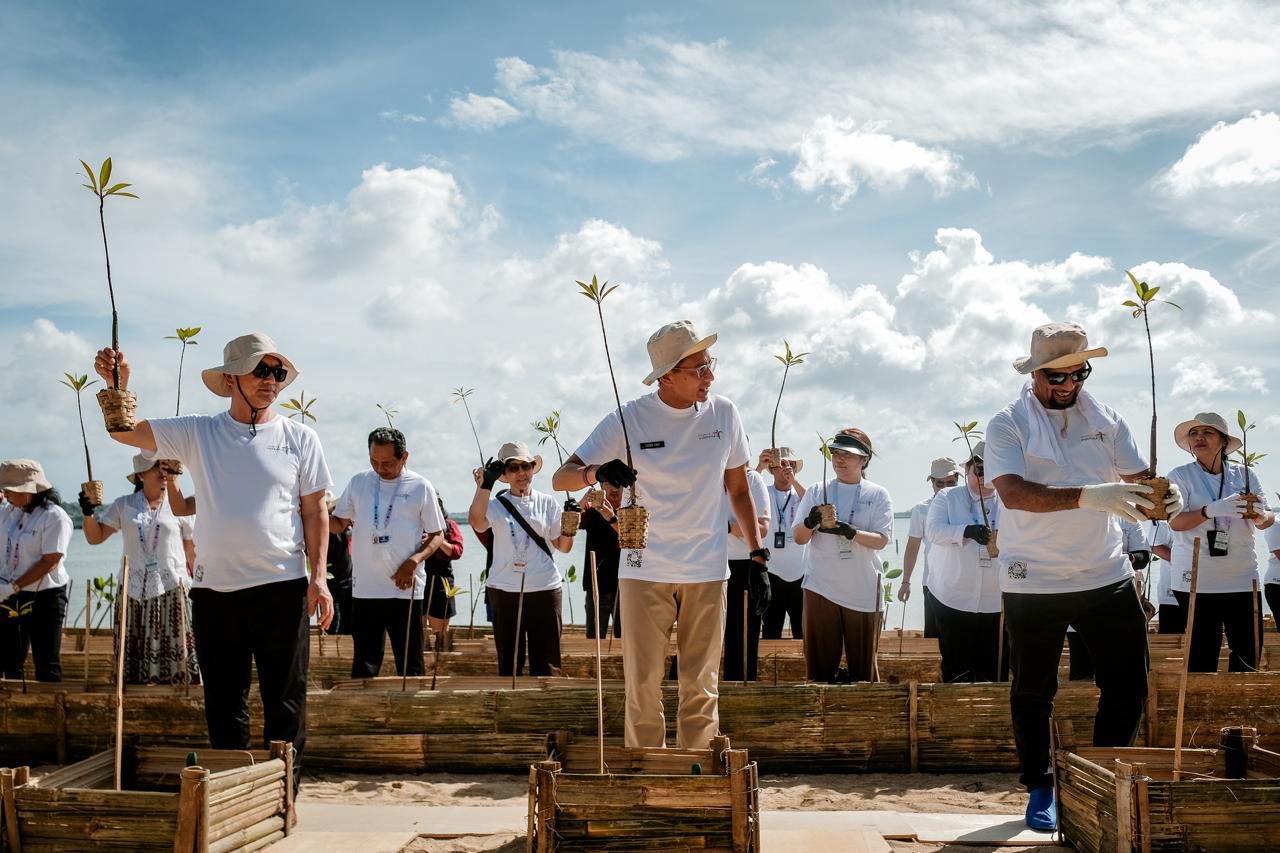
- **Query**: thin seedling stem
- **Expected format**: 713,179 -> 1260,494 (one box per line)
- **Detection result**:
76,389 -> 94,481
98,195 -> 121,389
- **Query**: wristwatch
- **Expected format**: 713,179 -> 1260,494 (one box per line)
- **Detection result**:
749,548 -> 770,563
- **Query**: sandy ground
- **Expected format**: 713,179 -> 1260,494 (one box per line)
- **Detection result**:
302,771 -> 1070,852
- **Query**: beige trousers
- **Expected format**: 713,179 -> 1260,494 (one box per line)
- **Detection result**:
619,578 -> 726,749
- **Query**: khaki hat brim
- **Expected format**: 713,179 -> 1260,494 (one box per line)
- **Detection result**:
642,333 -> 718,386
1014,346 -> 1109,375
201,351 -> 299,398
1173,418 -> 1243,456
499,455 -> 543,483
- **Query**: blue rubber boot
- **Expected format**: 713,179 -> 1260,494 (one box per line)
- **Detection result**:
1025,786 -> 1057,831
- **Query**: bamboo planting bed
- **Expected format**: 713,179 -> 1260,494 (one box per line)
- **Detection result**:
530,734 -> 759,851
1055,723 -> 1280,853
0,740 -> 294,852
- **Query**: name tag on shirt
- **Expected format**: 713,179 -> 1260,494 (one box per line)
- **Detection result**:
373,535 -> 390,545
978,553 -> 993,570
774,532 -> 786,550
838,539 -> 854,559
639,441 -> 665,450
513,560 -> 527,573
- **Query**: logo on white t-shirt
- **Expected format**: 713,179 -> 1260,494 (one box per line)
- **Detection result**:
1081,432 -> 1105,443
626,551 -> 643,569
697,430 -> 724,441
1007,560 -> 1028,580
194,564 -> 204,582
264,443 -> 297,455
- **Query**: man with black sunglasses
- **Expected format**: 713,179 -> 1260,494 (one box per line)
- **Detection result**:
94,333 -> 332,791
984,322 -> 1182,833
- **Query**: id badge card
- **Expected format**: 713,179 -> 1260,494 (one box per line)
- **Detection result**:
1207,528 -> 1229,557
513,560 -> 528,573
144,558 -> 159,573
838,538 -> 854,560
977,553 -> 993,570
774,532 -> 786,550
373,534 -> 390,545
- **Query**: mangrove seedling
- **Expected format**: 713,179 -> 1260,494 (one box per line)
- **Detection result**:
80,157 -> 138,390
1124,270 -> 1182,505
163,327 -> 201,415
281,392 -> 317,423
769,340 -> 808,454
60,372 -> 100,483
534,410 -> 581,518
565,565 -> 578,625
451,387 -> 485,465
377,403 -> 398,429
577,275 -> 636,493
952,421 -> 991,526
1235,410 -> 1266,501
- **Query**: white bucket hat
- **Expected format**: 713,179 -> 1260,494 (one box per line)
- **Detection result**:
927,457 -> 961,480
0,459 -> 53,494
1174,412 -> 1243,456
1013,322 -> 1108,375
201,332 -> 299,397
497,441 -> 543,481
643,320 -> 718,386
126,453 -> 160,485
968,441 -> 987,462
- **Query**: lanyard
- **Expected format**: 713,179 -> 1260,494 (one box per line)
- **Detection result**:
3,512 -> 23,579
506,506 -> 532,565
372,476 -> 401,532
774,490 -> 794,532
135,496 -> 163,558
837,481 -> 862,525
1194,461 -> 1231,531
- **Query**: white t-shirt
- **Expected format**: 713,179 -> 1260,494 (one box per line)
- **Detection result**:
984,397 -> 1147,594
925,485 -> 1003,614
725,469 -> 770,562
907,495 -> 936,587
335,469 -> 446,600
574,392 -> 751,584
1167,460 -> 1269,594
796,478 -> 893,613
1121,519 -> 1151,554
96,492 -> 195,599
1,504 -> 72,592
1263,523 -> 1280,586
1151,522 -> 1178,606
150,412 -> 333,592
766,482 -> 805,582
485,490 -> 564,594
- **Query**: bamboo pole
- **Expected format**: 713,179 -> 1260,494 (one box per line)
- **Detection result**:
177,579 -> 192,697
1253,578 -> 1261,672
1172,538 -> 1200,781
114,555 -> 130,791
996,604 -> 1006,682
402,575 -> 420,692
512,572 -> 527,689
590,553 -> 604,774
175,765 -> 207,853
742,590 -> 748,686
84,579 -> 92,682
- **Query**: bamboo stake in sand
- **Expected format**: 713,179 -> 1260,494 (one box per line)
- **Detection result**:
1253,578 -> 1261,672
402,574 -> 420,692
742,590 -> 749,686
512,571 -> 528,689
590,553 -> 604,774
113,556 -> 130,791
84,579 -> 92,683
1173,538 -> 1200,781
996,605 -> 1006,682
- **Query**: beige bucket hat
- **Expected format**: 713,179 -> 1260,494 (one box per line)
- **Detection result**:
201,332 -> 299,397
1014,322 -> 1108,374
0,459 -> 53,494
126,453 -> 160,485
497,441 -> 543,481
927,457 -> 961,480
643,320 -> 718,386
1174,412 -> 1243,456
773,446 -> 803,473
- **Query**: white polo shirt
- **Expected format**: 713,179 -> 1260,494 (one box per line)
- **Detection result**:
907,495 -> 936,587
95,492 -> 195,599
796,478 -> 894,613
335,469 -> 446,600
924,485 -> 1003,614
766,482 -> 806,582
725,469 -> 771,562
484,490 -> 564,594
1167,460 -> 1269,594
1263,523 -> 1280,586
1,504 -> 72,592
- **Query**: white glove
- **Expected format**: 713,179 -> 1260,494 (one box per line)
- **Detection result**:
1079,482 -> 1154,524
0,581 -> 15,601
1163,482 -> 1185,516
1204,495 -> 1245,518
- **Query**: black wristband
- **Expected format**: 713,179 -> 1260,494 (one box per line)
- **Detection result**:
749,548 -> 770,563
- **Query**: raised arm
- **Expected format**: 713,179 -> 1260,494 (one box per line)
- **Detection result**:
92,348 -> 158,453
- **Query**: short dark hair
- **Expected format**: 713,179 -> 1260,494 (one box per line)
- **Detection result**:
836,428 -> 873,470
368,427 -> 407,458
26,488 -> 62,512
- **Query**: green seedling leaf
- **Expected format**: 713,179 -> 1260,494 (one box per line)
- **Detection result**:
885,568 -> 903,579
567,565 -> 578,583
98,157 -> 112,190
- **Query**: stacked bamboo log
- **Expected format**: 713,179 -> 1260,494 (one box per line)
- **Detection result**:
531,734 -> 758,851
1055,723 -> 1280,853
1,740 -> 293,852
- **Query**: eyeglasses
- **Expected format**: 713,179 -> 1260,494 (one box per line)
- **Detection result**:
671,358 -> 717,380
251,361 -> 289,383
504,461 -> 534,473
1042,363 -> 1092,385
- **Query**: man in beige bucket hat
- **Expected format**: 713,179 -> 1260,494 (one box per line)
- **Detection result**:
984,321 -> 1184,832
554,320 -> 768,749
94,334 -> 331,788
899,456 -> 961,637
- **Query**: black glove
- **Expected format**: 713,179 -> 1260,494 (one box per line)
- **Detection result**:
78,490 -> 100,517
595,459 -> 637,488
1130,550 -> 1152,573
749,563 -> 772,616
804,506 -> 824,530
563,497 -> 582,513
480,457 -> 506,490
963,524 -> 992,545
819,521 -> 857,540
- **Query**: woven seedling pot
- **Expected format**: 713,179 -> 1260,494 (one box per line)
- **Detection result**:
560,510 -> 581,537
985,528 -> 999,560
584,487 -> 605,510
159,459 -> 184,476
1241,491 -> 1263,519
617,503 -> 649,549
96,387 -> 138,433
82,480 -> 105,506
818,503 -> 837,529
1137,475 -> 1170,521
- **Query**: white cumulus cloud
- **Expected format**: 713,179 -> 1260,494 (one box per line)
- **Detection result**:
446,93 -> 522,130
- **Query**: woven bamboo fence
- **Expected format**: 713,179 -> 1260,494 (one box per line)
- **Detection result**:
1055,723 -> 1280,853
0,740 -> 293,852
530,734 -> 759,851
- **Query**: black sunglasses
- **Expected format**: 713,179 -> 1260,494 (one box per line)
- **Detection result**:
1042,363 -> 1092,385
251,361 -> 289,383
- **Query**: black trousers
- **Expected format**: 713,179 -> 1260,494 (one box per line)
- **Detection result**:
326,584 -> 353,636
350,597 -> 424,678
933,598 -> 1002,683
761,573 -> 804,639
584,583 -> 621,639
424,574 -> 458,620
723,560 -> 763,682
1157,602 -> 1187,635
1066,632 -> 1094,681
922,585 -> 941,639
488,587 -> 562,676
1171,589 -> 1264,672
189,577 -> 309,788
0,586 -> 68,681
1004,578 -> 1149,791
1268,584 -> 1280,633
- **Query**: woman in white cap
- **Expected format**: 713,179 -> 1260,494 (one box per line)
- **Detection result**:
1166,412 -> 1274,671
0,459 -> 73,681
926,442 -> 1003,682
94,334 -> 332,788
81,455 -> 199,684
792,429 -> 894,683
470,441 -> 575,676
